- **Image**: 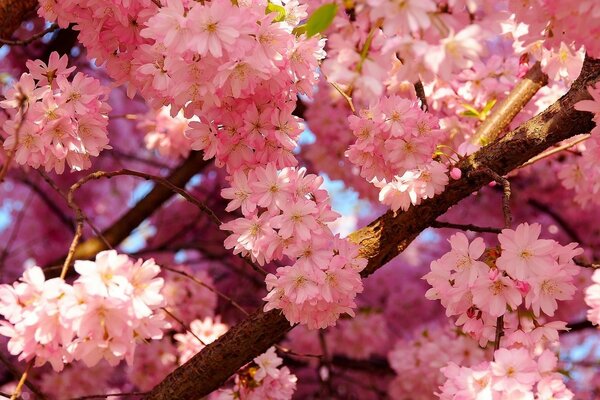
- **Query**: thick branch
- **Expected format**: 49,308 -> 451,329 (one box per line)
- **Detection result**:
146,57 -> 600,400
0,0 -> 37,39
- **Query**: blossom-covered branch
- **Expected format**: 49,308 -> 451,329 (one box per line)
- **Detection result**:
146,56 -> 600,400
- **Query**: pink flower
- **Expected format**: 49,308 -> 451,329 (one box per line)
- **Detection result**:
472,274 -> 522,317
187,0 -> 241,58
26,51 -> 75,87
221,170 -> 257,215
270,199 -> 321,241
490,348 -> 540,392
253,347 -> 283,382
525,263 -> 576,317
440,233 -> 488,286
496,223 -> 556,280
585,269 -> 600,326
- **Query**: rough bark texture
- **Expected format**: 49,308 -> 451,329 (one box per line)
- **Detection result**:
146,58 -> 600,400
0,0 -> 37,39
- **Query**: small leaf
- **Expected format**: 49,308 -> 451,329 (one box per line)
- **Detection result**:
306,3 -> 338,37
482,98 -> 497,114
460,110 -> 480,118
265,2 -> 286,22
292,24 -> 307,36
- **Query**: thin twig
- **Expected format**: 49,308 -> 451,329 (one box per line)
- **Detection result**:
519,134 -> 590,169
317,330 -> 334,397
10,360 -> 33,400
16,175 -> 75,232
527,198 -> 583,244
69,392 -> 147,400
493,315 -> 504,353
275,345 -> 322,359
480,168 -> 512,229
431,220 -> 501,234
0,23 -> 59,46
69,170 -> 221,226
36,170 -> 111,248
162,265 -> 249,316
0,353 -> 46,399
414,80 -> 429,112
59,169 -> 222,277
161,307 -> 207,346
0,191 -> 33,269
477,168 -> 512,354
0,92 -> 27,182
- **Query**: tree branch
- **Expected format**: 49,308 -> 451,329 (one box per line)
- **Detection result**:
0,0 -> 37,39
145,56 -> 600,400
474,61 -> 548,145
45,151 -> 210,274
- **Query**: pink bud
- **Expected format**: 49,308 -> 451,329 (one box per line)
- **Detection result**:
515,280 -> 531,295
467,306 -> 477,319
450,167 -> 462,180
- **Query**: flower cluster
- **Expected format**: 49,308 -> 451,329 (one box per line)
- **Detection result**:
0,250 -> 168,371
423,223 -> 581,346
39,361 -> 114,399
439,348 -> 573,399
128,340 -> 177,391
509,0 -> 600,58
327,311 -> 389,360
215,347 -> 297,400
221,163 -> 366,329
39,0 -> 324,174
174,316 -> 228,364
347,95 -> 449,211
557,84 -> 600,207
1,52 -> 111,174
161,266 -> 218,325
388,325 -> 486,399
585,269 -> 600,327
137,105 -> 195,160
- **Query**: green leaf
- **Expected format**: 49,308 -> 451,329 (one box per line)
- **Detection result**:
482,98 -> 497,114
265,2 -> 286,22
305,3 -> 338,37
460,110 -> 480,118
292,24 -> 307,36
460,103 -> 483,119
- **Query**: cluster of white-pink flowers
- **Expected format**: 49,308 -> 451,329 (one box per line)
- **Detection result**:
174,316 -> 228,364
439,347 -> 573,399
347,95 -> 449,211
509,0 -> 600,59
221,163 -> 366,329
161,267 -> 218,325
137,105 -> 196,160
39,0 -> 324,174
0,250 -> 168,371
585,269 -> 600,327
558,83 -> 600,207
214,347 -> 297,400
388,325 -> 486,399
1,52 -> 111,174
424,223 -> 581,346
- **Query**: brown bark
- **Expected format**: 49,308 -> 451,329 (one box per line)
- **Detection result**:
474,62 -> 548,145
146,57 -> 600,400
0,0 -> 37,39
